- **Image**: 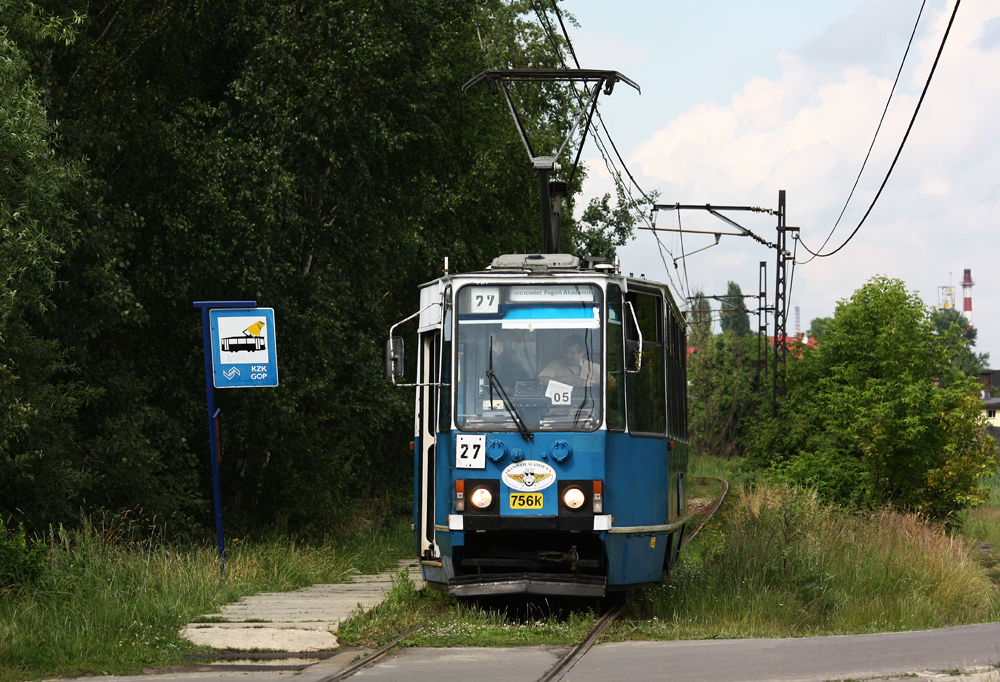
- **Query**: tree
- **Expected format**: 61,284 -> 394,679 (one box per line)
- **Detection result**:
570,184 -> 657,262
719,281 -> 751,337
0,4 -> 161,527
689,291 -> 713,349
931,308 -> 989,377
688,332 -> 762,459
808,316 -> 833,340
9,0 -> 581,532
745,277 -> 999,518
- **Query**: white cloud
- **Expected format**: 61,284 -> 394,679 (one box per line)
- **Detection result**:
612,0 -> 1000,355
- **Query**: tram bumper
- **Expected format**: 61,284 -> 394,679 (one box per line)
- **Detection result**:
448,572 -> 606,598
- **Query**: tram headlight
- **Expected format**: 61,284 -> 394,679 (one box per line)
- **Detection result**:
470,487 -> 493,509
562,487 -> 586,510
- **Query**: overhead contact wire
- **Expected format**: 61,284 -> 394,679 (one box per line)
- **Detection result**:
799,0 -> 927,265
800,0 -> 961,259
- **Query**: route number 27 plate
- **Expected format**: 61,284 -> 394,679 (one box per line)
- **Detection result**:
455,434 -> 486,469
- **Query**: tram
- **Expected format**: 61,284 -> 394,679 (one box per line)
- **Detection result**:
387,252 -> 689,597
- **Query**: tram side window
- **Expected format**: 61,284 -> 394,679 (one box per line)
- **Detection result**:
677,322 -> 688,439
625,291 -> 666,435
606,285 -> 625,430
665,306 -> 684,439
439,290 -> 452,434
439,337 -> 451,433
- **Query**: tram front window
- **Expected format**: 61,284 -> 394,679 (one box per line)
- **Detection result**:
455,284 -> 603,432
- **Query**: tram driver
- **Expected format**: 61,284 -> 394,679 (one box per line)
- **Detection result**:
538,334 -> 602,388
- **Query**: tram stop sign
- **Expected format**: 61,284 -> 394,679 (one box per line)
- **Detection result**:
210,308 -> 279,388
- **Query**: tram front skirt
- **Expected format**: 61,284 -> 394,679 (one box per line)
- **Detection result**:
447,573 -> 606,597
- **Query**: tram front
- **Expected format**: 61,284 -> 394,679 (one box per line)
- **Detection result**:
392,253 -> 685,598
449,269 -> 610,595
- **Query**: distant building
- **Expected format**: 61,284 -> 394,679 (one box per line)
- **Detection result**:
980,370 -> 1000,441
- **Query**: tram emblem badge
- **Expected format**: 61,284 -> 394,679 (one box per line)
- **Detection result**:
502,461 -> 556,492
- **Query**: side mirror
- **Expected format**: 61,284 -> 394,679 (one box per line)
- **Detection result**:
625,339 -> 641,372
385,337 -> 404,381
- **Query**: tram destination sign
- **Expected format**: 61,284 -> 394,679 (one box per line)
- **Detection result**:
210,307 -> 279,388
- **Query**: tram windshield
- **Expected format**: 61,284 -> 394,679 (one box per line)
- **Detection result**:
455,283 -> 604,432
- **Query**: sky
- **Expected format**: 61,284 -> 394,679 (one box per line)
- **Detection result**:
562,0 -> 1000,363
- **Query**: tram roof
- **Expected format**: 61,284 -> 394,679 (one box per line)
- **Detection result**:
417,253 -> 685,323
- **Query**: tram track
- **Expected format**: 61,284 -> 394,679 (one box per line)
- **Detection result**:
682,476 -> 730,548
315,625 -> 424,682
535,600 -> 627,682
317,477 -> 729,682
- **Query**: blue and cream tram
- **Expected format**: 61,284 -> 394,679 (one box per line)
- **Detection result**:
388,252 -> 690,597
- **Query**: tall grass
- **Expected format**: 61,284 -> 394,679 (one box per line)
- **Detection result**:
625,482 -> 997,639
688,450 -> 734,479
952,467 -> 1000,543
0,517 -> 411,681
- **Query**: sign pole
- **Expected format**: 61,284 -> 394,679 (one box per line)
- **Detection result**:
194,300 -> 255,576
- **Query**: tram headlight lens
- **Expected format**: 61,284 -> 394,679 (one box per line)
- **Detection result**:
563,487 -> 586,509
470,488 -> 493,509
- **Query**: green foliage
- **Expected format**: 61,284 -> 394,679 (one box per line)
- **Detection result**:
0,3 -> 148,528
931,308 -> 989,377
0,0 -> 580,534
688,283 -> 761,459
745,277 -> 1000,518
689,291 -> 712,348
718,281 -> 751,337
807,316 -> 833,340
570,184 -> 656,261
0,516 -> 411,680
0,519 -> 45,590
688,332 -> 762,459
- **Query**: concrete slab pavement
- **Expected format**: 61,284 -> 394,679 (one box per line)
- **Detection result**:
179,558 -> 423,652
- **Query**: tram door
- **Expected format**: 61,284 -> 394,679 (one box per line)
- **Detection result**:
417,330 -> 440,559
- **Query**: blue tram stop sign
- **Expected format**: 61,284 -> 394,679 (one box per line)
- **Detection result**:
210,308 -> 279,388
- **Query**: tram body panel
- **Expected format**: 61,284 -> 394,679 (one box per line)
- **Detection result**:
604,432 -> 669,527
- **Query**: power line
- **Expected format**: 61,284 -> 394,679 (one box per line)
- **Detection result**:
798,0 -> 961,260
798,0 -> 927,265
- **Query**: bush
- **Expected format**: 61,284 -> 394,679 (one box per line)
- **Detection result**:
0,518 -> 45,590
744,277 -> 1000,518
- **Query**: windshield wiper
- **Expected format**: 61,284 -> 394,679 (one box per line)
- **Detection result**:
485,369 -> 533,441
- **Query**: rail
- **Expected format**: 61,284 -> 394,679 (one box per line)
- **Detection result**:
536,601 -> 627,682
315,625 -> 423,682
682,476 -> 730,547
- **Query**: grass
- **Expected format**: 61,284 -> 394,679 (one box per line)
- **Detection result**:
616,482 -> 998,640
9,454 -> 1000,675
337,575 -> 602,648
0,517 -> 412,682
344,462 -> 1000,648
688,450 -> 736,479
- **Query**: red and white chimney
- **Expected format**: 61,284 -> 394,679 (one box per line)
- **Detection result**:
961,268 -> 974,326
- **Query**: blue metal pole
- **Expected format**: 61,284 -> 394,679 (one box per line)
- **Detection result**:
194,300 -> 255,577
